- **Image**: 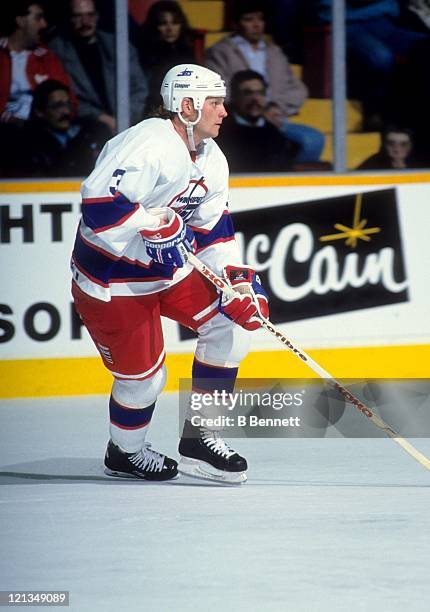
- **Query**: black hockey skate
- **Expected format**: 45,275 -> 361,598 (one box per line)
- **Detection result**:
104,439 -> 178,481
178,419 -> 248,484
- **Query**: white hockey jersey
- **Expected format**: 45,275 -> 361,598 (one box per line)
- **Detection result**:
71,118 -> 240,300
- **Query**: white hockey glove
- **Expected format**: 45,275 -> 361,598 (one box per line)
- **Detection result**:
140,208 -> 196,268
218,265 -> 269,331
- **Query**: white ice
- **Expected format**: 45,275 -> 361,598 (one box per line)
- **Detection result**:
1,394 -> 430,612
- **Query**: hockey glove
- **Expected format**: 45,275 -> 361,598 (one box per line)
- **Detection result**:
219,265 -> 269,331
140,208 -> 196,268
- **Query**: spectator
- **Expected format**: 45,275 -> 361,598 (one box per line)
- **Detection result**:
8,79 -> 110,177
313,0 -> 430,130
216,70 -> 296,172
49,0 -> 148,134
0,1 -> 74,125
357,126 -> 424,169
138,0 -> 196,114
206,0 -> 324,163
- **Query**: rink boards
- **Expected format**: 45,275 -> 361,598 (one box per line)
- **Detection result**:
1,172 -> 429,397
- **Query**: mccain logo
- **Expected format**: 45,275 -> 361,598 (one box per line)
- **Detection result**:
234,189 -> 409,323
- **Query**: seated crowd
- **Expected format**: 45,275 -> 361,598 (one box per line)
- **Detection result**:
0,0 -> 429,177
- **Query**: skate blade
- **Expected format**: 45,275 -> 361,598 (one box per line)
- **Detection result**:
178,457 -> 247,484
104,468 -> 179,481
104,467 -> 139,479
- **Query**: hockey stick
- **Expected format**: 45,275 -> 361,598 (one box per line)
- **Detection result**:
187,252 -> 430,471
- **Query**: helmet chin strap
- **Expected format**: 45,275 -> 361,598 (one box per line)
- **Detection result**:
177,109 -> 202,154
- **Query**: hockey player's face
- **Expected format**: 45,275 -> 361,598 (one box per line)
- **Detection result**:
195,97 -> 228,140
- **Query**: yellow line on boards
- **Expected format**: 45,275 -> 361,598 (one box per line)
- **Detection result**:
229,173 -> 430,188
1,345 -> 429,399
1,173 -> 429,194
0,181 -> 82,193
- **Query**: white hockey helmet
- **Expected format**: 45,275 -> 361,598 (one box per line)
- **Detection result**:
161,64 -> 226,114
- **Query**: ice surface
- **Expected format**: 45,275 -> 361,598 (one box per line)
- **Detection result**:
1,394 -> 430,612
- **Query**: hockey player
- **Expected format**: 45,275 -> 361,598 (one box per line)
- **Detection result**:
71,64 -> 269,483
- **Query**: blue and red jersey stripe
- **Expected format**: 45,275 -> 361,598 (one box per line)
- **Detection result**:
82,193 -> 139,233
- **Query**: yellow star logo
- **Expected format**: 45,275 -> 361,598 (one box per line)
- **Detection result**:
319,193 -> 381,248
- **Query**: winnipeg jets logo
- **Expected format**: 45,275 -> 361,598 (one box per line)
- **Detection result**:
170,177 -> 208,221
177,68 -> 193,76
